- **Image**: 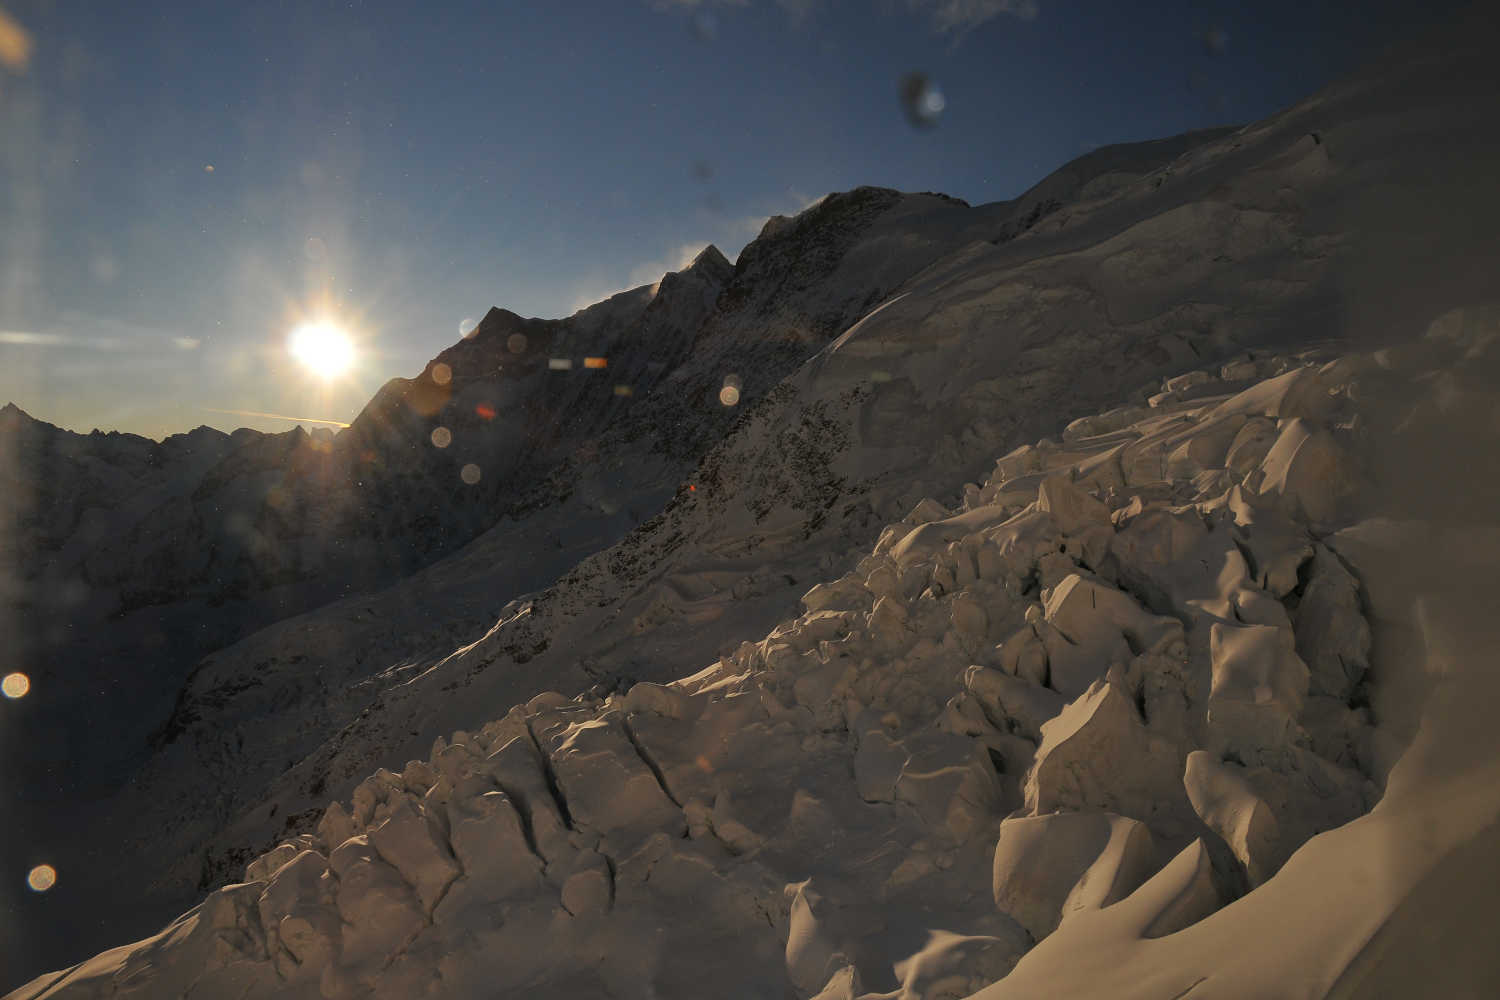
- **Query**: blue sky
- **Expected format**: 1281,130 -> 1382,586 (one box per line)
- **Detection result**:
0,0 -> 1466,437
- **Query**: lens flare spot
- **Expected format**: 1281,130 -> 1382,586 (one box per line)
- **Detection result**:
719,385 -> 741,407
2,673 -> 29,699
26,864 -> 56,892
548,358 -> 573,371
460,317 -> 477,339
584,356 -> 608,369
0,9 -> 34,73
613,385 -> 634,397
460,463 -> 482,485
288,321 -> 355,378
430,363 -> 452,386
430,426 -> 452,448
203,164 -> 214,174
475,403 -> 497,420
899,71 -> 946,128
507,333 -> 528,354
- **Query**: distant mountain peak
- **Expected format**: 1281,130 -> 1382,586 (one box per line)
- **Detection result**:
688,244 -> 731,273
477,306 -> 527,332
0,401 -> 34,430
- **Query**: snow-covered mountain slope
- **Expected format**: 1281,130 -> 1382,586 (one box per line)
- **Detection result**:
208,0 -> 1500,893
0,137 -> 1225,986
13,311 -> 1500,999
8,7 -> 1500,995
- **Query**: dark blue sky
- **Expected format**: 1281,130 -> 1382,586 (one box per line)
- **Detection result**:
0,0 -> 1466,436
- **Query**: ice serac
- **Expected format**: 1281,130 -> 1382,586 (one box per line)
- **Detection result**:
1206,621 -> 1309,762
990,811 -> 1156,941
1024,679 -> 1189,828
1183,750 -> 1284,887
9,9 -> 1500,997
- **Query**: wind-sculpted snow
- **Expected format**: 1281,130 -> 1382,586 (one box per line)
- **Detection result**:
13,311 -> 1500,997
9,10 -> 1500,994
7,173 -> 1168,982
9,139 -> 1235,982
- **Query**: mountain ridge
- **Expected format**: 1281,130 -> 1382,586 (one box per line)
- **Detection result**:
0,112 -> 1396,989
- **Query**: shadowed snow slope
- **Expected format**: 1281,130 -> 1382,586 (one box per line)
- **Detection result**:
7,6 -> 1500,997
0,138 -> 1224,986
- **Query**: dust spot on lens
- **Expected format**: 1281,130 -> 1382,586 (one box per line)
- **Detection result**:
507,333 -> 528,354
460,463 -> 482,485
871,370 -> 893,383
27,864 -> 56,892
430,426 -> 452,449
690,9 -> 718,41
431,363 -> 452,385
304,236 -> 327,262
2,672 -> 29,699
899,72 -> 945,129
1203,25 -> 1229,54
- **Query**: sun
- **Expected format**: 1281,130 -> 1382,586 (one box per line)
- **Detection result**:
288,321 -> 355,378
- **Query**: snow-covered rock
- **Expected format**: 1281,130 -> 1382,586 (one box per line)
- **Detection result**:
11,12 -> 1500,996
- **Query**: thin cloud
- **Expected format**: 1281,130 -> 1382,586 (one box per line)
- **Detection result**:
0,330 -> 125,350
647,0 -> 747,9
1,313 -> 209,355
646,0 -> 1039,33
773,0 -> 820,24
907,0 -> 1039,34
203,407 -> 351,428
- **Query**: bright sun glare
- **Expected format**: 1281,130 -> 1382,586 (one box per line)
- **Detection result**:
288,321 -> 355,378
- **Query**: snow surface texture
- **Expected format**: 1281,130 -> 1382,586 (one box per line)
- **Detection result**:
8,6 -> 1500,996
0,178 -> 1076,978
0,110 -> 1225,983
12,314 -> 1500,999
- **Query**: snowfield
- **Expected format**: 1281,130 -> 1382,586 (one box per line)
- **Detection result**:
6,7 -> 1500,998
